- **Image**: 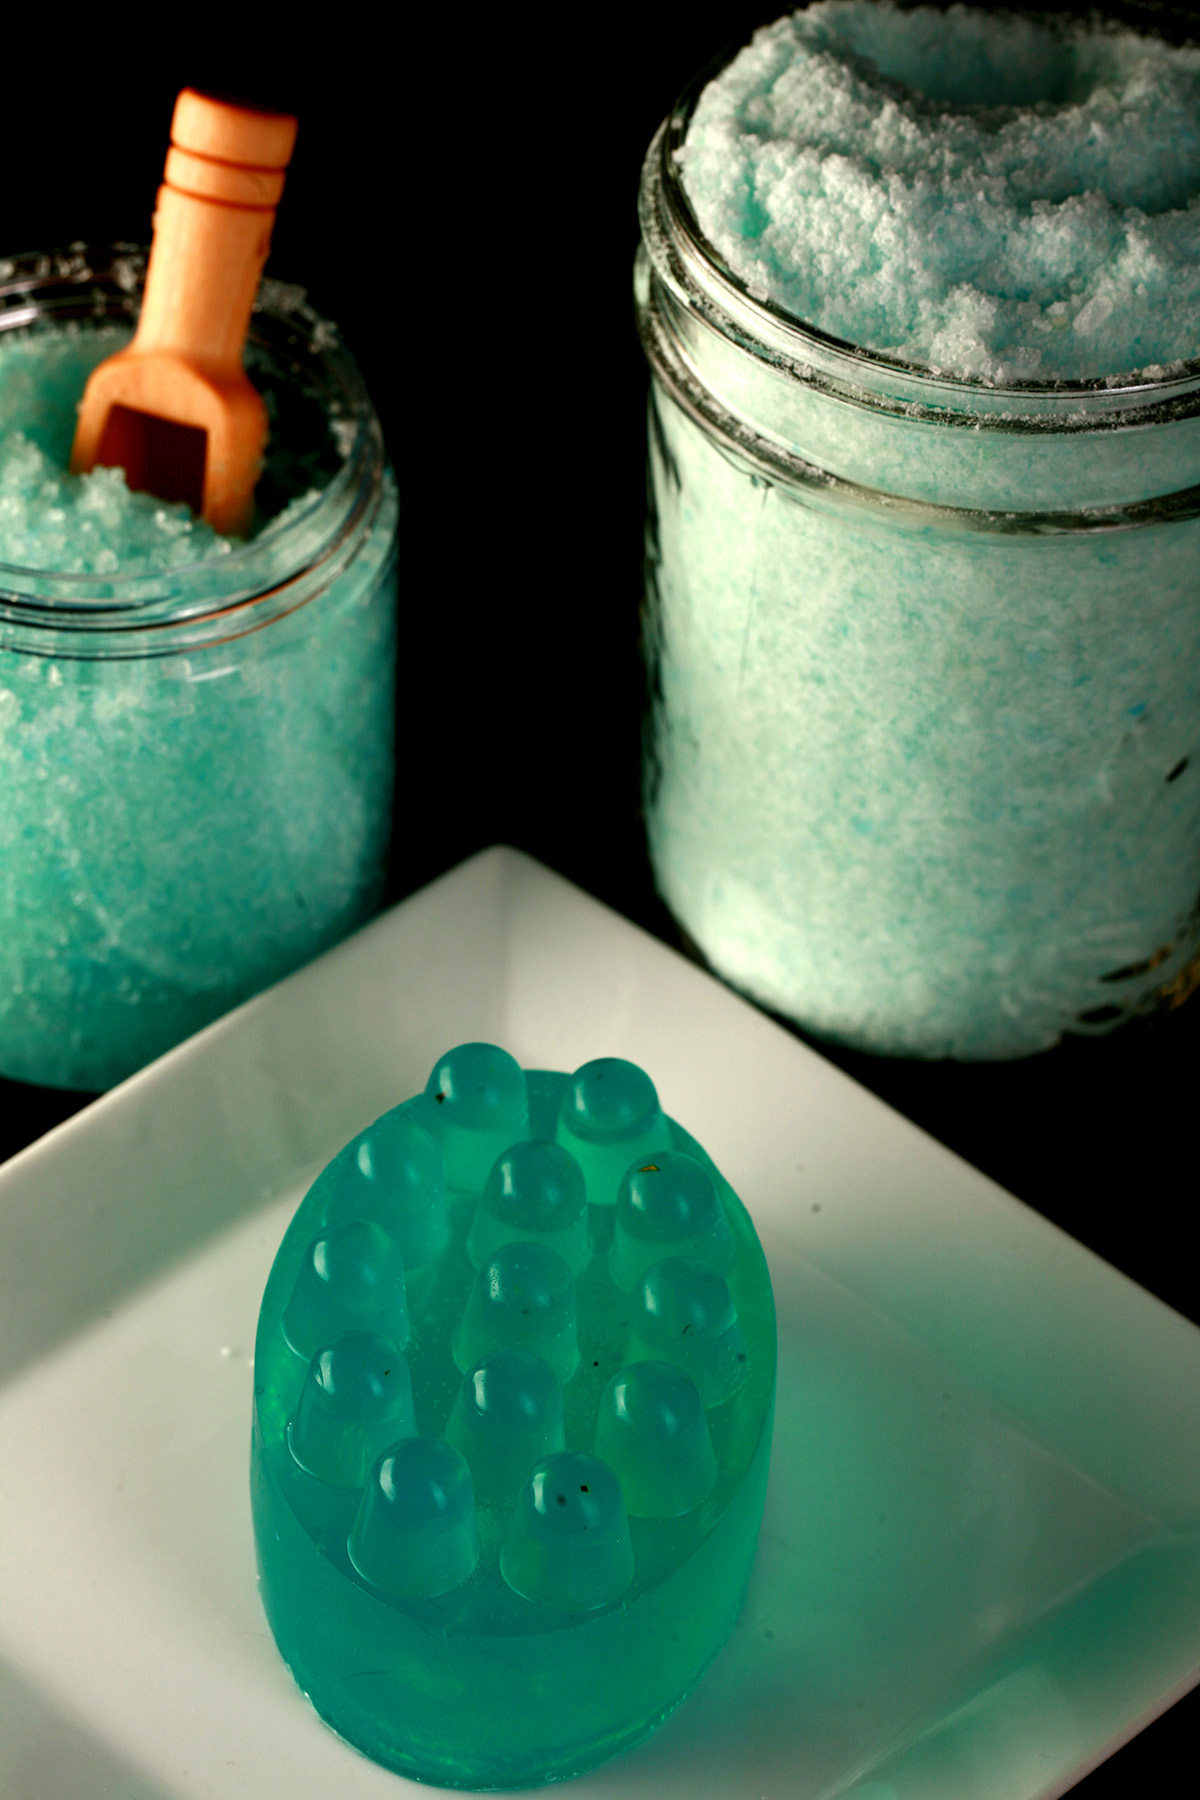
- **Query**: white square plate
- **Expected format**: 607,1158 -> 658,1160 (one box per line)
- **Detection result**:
2,846 -> 1198,1800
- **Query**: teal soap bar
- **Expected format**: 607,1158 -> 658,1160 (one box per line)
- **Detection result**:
251,1044 -> 776,1788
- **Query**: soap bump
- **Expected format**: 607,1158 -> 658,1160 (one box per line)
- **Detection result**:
424,1042 -> 531,1189
289,1331 -> 415,1489
627,1255 -> 748,1408
443,1348 -> 566,1505
321,1112 -> 450,1273
453,1239 -> 580,1383
468,1139 -> 590,1275
349,1436 -> 480,1600
282,1219 -> 409,1363
593,1360 -> 718,1518
555,1057 -> 672,1206
610,1151 -> 734,1291
500,1451 -> 634,1613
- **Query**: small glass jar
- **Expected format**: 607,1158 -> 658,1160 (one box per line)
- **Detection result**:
0,247 -> 398,1090
635,74 -> 1200,1061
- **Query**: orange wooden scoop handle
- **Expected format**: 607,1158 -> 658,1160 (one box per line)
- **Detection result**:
70,90 -> 298,536
138,91 -> 298,372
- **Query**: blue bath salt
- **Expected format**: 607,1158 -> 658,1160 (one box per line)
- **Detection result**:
0,312 -> 397,1091
0,321 -> 329,565
681,2 -> 1200,381
251,1045 -> 777,1789
638,3 -> 1200,1059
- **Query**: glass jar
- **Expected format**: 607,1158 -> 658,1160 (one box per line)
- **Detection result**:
635,77 -> 1200,1062
0,247 -> 398,1091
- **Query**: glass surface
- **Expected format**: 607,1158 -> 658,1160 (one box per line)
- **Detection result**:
636,68 -> 1200,1062
0,249 -> 399,1091
251,1043 -> 777,1789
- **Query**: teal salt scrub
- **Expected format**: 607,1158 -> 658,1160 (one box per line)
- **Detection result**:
0,289 -> 398,1090
0,323 -> 327,570
638,4 -> 1200,1059
681,1 -> 1200,382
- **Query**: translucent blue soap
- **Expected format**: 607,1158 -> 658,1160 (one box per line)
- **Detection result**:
251,1044 -> 776,1788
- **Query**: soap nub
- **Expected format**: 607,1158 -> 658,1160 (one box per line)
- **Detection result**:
251,1043 -> 776,1789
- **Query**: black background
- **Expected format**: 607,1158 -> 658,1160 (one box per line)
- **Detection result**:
2,5 -> 1198,1792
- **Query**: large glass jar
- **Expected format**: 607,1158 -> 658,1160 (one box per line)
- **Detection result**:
0,248 -> 398,1090
636,79 -> 1200,1061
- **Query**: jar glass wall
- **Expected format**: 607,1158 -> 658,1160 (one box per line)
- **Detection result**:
635,77 -> 1200,1062
0,248 -> 399,1091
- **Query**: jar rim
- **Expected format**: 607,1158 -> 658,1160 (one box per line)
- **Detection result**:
0,244 -> 386,645
659,42 -> 1200,406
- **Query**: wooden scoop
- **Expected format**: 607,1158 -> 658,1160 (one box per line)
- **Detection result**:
71,89 -> 298,536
